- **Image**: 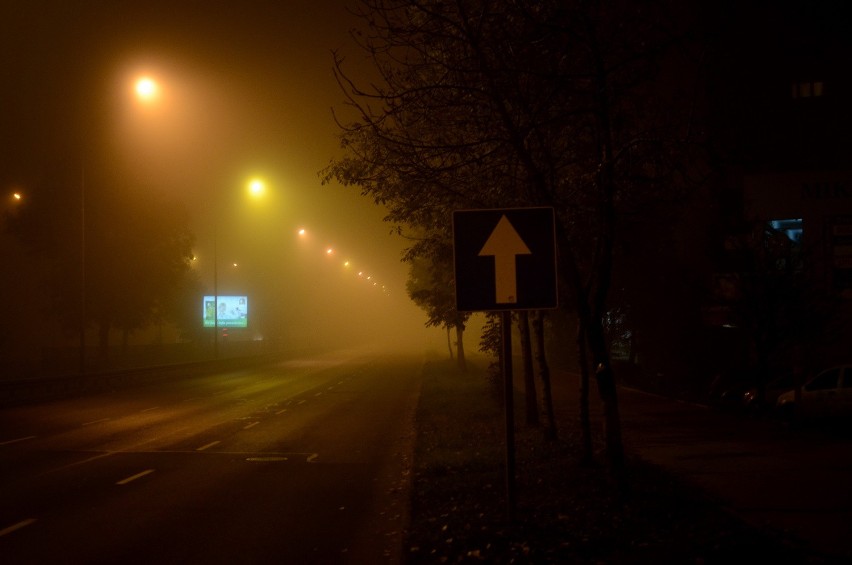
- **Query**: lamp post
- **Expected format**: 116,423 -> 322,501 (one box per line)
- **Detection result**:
213,218 -> 219,358
78,75 -> 161,374
212,177 -> 266,358
79,165 -> 86,374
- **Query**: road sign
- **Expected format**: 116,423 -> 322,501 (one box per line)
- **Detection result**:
453,207 -> 558,311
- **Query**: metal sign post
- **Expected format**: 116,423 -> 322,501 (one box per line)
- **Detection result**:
501,309 -> 516,523
453,207 -> 558,523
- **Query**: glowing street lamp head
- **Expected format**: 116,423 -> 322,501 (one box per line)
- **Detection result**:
247,178 -> 265,198
135,77 -> 159,101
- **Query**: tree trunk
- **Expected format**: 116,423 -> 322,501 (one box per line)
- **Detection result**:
446,325 -> 454,359
532,311 -> 557,441
628,329 -> 637,365
518,311 -> 540,426
455,322 -> 467,372
121,328 -> 129,357
586,313 -> 628,494
577,320 -> 593,464
588,27 -> 628,495
97,320 -> 110,368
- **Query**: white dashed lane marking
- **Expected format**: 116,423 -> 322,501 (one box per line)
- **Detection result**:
0,518 -> 37,537
116,469 -> 155,485
0,436 -> 36,446
81,418 -> 110,426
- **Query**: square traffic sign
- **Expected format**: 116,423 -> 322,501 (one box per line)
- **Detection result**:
453,207 -> 558,311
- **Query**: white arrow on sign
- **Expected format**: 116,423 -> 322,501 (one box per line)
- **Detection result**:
478,215 -> 531,304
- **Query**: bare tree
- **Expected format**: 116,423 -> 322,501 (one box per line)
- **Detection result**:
405,238 -> 470,370
6,168 -> 196,364
531,311 -> 558,440
323,0 -> 703,488
517,311 -> 540,426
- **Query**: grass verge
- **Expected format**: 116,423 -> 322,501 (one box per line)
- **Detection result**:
403,355 -> 830,564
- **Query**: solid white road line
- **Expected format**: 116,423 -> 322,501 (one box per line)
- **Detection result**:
197,441 -> 221,451
116,469 -> 155,485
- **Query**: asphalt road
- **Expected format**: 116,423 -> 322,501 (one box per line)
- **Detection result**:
0,347 -> 421,564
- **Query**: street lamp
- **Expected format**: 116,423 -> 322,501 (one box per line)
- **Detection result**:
134,77 -> 159,101
248,178 -> 265,198
2,189 -> 24,217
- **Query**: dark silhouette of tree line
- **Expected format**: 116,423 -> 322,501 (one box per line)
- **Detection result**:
322,0 -> 711,490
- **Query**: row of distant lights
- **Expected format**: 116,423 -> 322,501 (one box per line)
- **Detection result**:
9,190 -> 388,296
297,228 -> 390,295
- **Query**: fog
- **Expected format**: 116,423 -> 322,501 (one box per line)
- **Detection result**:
0,1 -> 446,376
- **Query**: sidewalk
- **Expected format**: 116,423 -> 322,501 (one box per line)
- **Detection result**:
549,369 -> 852,561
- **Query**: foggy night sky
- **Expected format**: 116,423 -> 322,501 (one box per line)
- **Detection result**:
1,0 -> 437,348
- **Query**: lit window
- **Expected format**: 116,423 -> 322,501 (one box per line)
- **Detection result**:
769,218 -> 803,243
792,81 -> 824,99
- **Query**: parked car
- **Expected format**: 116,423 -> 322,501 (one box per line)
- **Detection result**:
776,365 -> 852,421
707,369 -> 755,411
742,372 -> 797,413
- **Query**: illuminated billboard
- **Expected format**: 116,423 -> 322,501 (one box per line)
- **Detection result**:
203,295 -> 248,328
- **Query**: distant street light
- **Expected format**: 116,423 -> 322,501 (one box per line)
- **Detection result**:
247,178 -> 265,198
3,190 -> 23,215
